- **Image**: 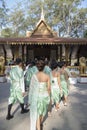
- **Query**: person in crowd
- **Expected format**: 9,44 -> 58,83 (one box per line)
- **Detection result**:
63,61 -> 71,90
59,62 -> 69,106
50,60 -> 62,111
64,62 -> 71,77
44,60 -> 51,75
24,60 -> 38,108
5,63 -> 12,82
6,58 -> 29,120
25,60 -> 38,91
29,59 -> 50,130
43,59 -> 52,116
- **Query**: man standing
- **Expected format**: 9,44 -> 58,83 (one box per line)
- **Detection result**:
6,58 -> 29,120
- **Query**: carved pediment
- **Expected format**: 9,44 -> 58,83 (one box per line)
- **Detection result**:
34,22 -> 51,35
30,20 -> 56,38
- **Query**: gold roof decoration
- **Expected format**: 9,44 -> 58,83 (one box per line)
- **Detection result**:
36,5 -> 45,26
30,20 -> 57,38
28,6 -> 57,38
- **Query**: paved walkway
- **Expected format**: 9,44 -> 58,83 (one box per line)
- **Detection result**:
0,82 -> 87,130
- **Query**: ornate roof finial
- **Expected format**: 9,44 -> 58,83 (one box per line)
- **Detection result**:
41,0 -> 45,20
36,0 -> 45,26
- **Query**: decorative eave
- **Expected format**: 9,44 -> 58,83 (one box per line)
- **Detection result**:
0,37 -> 87,45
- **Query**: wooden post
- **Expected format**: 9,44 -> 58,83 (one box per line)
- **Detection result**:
56,45 -> 58,60
2,45 -> 7,65
13,45 -> 19,59
60,45 -> 62,61
65,45 -> 69,62
22,45 -> 24,62
77,45 -> 81,65
10,45 -> 14,60
26,45 -> 29,65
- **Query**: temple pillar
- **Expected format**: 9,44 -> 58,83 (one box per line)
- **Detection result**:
26,45 -> 28,64
77,45 -> 81,65
14,45 -> 19,60
60,45 -> 62,61
56,45 -> 58,60
2,45 -> 7,65
10,45 -> 14,60
57,46 -> 60,61
65,45 -> 69,62
22,45 -> 25,62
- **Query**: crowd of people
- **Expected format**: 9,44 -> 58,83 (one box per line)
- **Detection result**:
6,57 -> 71,130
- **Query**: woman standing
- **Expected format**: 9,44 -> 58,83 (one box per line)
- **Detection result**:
6,58 -> 29,120
59,62 -> 69,106
29,59 -> 50,130
50,61 -> 62,111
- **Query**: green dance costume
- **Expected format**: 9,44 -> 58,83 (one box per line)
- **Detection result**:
60,74 -> 68,96
29,74 -> 50,130
44,66 -> 51,76
37,82 -> 50,117
51,75 -> 60,104
9,65 -> 25,104
25,66 -> 38,88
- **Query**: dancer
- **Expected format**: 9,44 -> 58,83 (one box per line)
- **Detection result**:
64,61 -> 71,90
59,62 -> 69,106
29,59 -> 50,130
25,61 -> 38,90
44,60 -> 52,116
6,58 -> 29,120
50,60 -> 62,111
44,60 -> 51,75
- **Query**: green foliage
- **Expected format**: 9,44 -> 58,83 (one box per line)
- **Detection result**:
25,0 -> 87,37
1,28 -> 12,37
0,0 -> 87,37
0,0 -> 9,29
84,30 -> 87,38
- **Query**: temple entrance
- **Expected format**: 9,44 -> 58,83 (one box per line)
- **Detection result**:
34,45 -> 50,59
27,45 -> 58,61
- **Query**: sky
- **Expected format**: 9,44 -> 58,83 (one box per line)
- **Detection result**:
0,0 -> 87,10
79,0 -> 87,8
4,0 -> 87,9
6,0 -> 23,8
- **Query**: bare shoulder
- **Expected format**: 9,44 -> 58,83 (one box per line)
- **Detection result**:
43,73 -> 50,80
36,72 -> 49,78
57,72 -> 60,76
36,72 -> 50,82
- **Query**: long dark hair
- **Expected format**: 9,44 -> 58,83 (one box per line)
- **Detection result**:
36,60 -> 45,71
50,60 -> 58,70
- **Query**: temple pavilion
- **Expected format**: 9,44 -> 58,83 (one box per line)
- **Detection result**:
0,10 -> 87,65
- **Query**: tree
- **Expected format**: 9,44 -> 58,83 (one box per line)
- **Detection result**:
24,0 -> 87,37
7,3 -> 27,37
1,0 -> 86,37
70,7 -> 87,37
84,30 -> 87,38
1,28 -> 13,37
0,0 -> 8,30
